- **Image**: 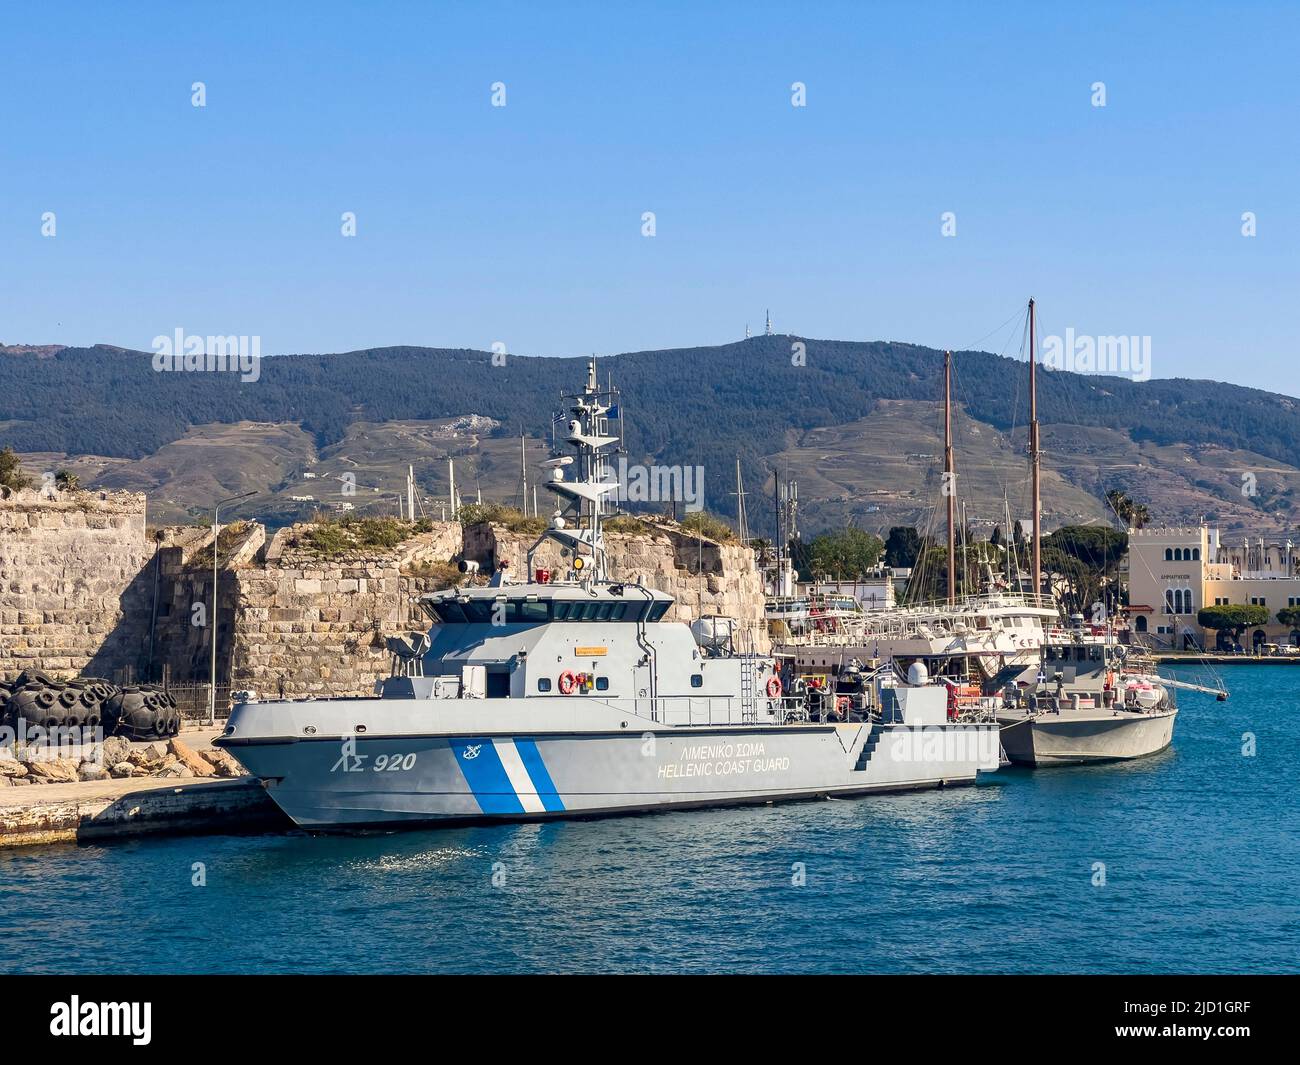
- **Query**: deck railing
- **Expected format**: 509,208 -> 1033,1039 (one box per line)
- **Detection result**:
629,695 -> 781,727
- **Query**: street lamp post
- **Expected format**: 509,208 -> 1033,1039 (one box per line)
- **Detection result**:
210,492 -> 255,725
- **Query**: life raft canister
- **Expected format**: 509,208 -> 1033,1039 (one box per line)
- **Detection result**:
766,676 -> 783,699
558,670 -> 578,695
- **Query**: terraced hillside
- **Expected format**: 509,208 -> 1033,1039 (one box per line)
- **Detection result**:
4,337 -> 1299,534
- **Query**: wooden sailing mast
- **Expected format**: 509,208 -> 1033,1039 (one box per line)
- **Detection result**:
1028,298 -> 1042,598
944,349 -> 956,605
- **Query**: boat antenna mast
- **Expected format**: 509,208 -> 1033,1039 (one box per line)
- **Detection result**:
529,358 -> 619,584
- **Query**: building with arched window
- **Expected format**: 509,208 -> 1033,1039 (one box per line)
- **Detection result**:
1128,525 -> 1300,650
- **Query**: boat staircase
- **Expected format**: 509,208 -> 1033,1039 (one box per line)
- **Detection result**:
853,725 -> 882,771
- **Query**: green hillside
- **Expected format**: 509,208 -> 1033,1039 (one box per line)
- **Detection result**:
3,337 -> 1298,533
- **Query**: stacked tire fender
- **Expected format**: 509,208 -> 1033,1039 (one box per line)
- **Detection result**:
0,670 -> 180,739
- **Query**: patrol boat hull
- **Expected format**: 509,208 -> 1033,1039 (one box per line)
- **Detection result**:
995,707 -> 1176,767
216,360 -> 1000,832
219,693 -> 1000,830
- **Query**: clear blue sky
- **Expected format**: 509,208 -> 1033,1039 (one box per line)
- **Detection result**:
2,1 -> 1295,392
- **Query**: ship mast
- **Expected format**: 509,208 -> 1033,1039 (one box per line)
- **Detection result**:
530,358 -> 619,584
520,433 -> 529,517
944,349 -> 956,605
1003,493 -> 1014,587
1028,299 -> 1041,599
733,457 -> 749,543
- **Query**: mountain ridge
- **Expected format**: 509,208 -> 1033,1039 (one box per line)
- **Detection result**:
3,337 -> 1297,535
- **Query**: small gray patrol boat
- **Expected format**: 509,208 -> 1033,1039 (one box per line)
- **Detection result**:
992,626 -> 1222,766
216,361 -> 1000,830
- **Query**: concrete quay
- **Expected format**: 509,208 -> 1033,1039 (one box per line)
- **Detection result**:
0,774 -> 290,847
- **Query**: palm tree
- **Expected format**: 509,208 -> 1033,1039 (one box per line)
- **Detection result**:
1104,489 -> 1149,530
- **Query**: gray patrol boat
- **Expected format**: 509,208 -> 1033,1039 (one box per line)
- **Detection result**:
216,362 -> 1000,830
993,626 -> 1220,766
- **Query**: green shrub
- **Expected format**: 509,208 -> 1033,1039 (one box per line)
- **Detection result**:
0,447 -> 32,491
458,502 -> 546,535
679,511 -> 736,542
404,559 -> 464,587
301,515 -> 417,556
603,514 -> 652,535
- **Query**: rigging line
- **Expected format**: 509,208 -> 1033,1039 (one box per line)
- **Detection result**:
997,308 -> 1034,586
906,383 -> 948,605
947,316 -> 1025,526
948,309 -> 1033,525
1102,495 -> 1226,695
1007,305 -> 1032,485
1003,307 -> 1031,509
953,304 -> 1029,356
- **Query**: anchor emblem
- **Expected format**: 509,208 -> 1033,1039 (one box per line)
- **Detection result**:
462,744 -> 482,760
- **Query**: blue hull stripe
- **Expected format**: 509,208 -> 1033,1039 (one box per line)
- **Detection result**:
449,738 -> 525,814
515,739 -> 566,812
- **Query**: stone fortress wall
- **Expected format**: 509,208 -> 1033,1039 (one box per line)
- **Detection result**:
2,492 -> 768,696
0,489 -> 153,680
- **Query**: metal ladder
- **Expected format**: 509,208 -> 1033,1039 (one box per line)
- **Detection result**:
739,656 -> 757,723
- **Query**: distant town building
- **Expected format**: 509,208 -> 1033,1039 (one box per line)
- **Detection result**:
1127,525 -> 1300,650
802,574 -> 896,612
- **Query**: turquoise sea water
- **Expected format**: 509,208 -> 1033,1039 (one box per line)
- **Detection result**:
1,665 -> 1296,974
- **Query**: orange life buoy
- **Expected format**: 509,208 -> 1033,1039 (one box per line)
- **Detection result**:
558,670 -> 577,695
766,676 -> 783,699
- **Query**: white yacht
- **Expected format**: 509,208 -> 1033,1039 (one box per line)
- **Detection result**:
773,590 -> 1061,682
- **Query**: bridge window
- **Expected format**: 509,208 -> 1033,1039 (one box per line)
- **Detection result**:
517,600 -> 550,623
595,677 -> 609,691
429,596 -> 670,624
537,677 -> 552,692
463,601 -> 501,624
427,601 -> 468,624
553,600 -> 635,621
690,674 -> 703,688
